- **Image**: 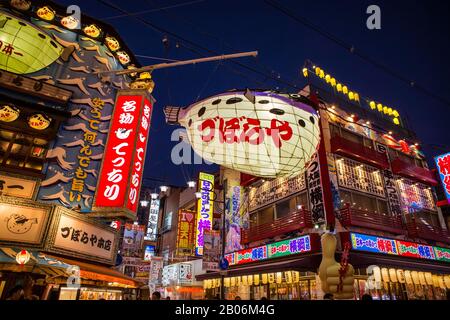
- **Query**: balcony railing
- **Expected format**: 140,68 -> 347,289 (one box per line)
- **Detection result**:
391,157 -> 438,186
337,204 -> 405,235
330,135 -> 389,169
405,216 -> 450,244
241,209 -> 312,244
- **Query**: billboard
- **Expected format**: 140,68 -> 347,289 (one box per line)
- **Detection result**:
144,199 -> 160,241
435,152 -> 450,202
176,209 -> 196,255
144,245 -> 156,261
122,223 -> 145,258
202,229 -> 221,271
94,93 -> 153,216
195,172 -> 214,256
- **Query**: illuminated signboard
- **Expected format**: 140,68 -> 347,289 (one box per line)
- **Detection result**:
195,172 -> 214,256
176,209 -> 196,254
144,199 -> 160,241
144,245 -> 155,261
435,152 -> 450,202
164,91 -> 321,178
0,11 -> 63,74
94,92 -> 153,216
350,233 -> 450,263
225,235 -> 312,266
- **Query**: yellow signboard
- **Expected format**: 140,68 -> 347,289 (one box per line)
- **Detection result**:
195,172 -> 214,256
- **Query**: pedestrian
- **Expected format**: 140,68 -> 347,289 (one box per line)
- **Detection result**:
6,285 -> 25,300
260,296 -> 268,300
323,293 -> 334,300
151,291 -> 161,300
361,294 -> 373,301
166,296 -> 171,300
235,296 -> 241,300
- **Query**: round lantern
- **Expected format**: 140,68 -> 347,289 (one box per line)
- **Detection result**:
0,105 -> 20,122
16,250 -> 31,265
164,91 -> 321,178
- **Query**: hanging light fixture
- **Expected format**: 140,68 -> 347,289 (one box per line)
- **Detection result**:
140,200 -> 149,207
151,193 -> 159,200
187,181 -> 196,188
195,191 -> 202,199
160,186 -> 169,193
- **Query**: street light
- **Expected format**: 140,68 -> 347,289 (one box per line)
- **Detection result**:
160,186 -> 169,193
140,200 -> 149,207
151,193 -> 159,200
187,181 -> 196,188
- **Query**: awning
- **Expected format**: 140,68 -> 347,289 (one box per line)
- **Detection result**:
46,255 -> 142,288
196,253 -> 322,281
0,247 -> 72,279
349,251 -> 450,274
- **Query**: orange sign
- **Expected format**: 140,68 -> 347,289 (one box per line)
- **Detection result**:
176,209 -> 196,254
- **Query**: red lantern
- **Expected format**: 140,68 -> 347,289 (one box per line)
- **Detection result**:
16,250 -> 31,265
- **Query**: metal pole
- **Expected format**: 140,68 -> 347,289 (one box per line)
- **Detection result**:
220,179 -> 227,300
95,51 -> 258,76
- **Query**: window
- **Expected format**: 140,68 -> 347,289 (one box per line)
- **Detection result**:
275,197 -> 296,219
0,129 -> 49,172
396,178 -> 435,214
296,193 -> 309,210
339,189 -> 389,215
341,129 -> 363,145
258,206 -> 274,225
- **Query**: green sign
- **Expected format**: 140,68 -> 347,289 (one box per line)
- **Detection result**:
267,235 -> 311,259
0,11 -> 62,74
434,246 -> 450,262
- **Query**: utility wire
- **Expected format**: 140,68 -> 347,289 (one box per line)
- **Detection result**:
95,0 -> 300,91
101,0 -> 207,20
134,54 -> 180,62
264,0 -> 450,108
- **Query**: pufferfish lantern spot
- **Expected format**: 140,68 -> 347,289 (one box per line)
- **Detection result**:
163,91 -> 321,178
130,72 -> 155,93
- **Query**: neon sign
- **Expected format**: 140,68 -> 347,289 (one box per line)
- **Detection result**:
225,235 -> 312,266
195,172 -> 214,256
350,233 -> 450,263
435,152 -> 450,202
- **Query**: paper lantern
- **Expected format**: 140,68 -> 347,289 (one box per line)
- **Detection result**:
247,275 -> 253,285
411,271 -> 420,285
348,91 -> 354,100
396,270 -> 405,284
319,69 -> 325,79
0,12 -> 63,74
268,273 -> 275,284
432,275 -> 439,287
438,276 -> 445,289
354,93 -> 360,102
285,271 -> 292,284
330,78 -> 336,87
369,101 -> 376,110
377,103 -> 383,112
424,273 -> 433,286
381,268 -> 390,282
164,91 -> 321,178
445,276 -> 450,289
242,275 -> 248,286
28,113 -> 52,130
404,270 -> 413,285
315,67 -> 321,76
83,24 -> 102,38
389,269 -> 398,283
0,105 -> 20,122
262,274 -> 268,284
393,118 -> 400,125
61,16 -> 80,30
230,277 -> 236,287
224,277 -> 230,287
325,74 -> 331,83
393,110 -> 400,118
342,86 -> 348,94
10,0 -> 31,11
203,280 -> 208,289
292,271 -> 300,283
16,250 -> 30,265
116,51 -> 131,65
387,107 -> 393,115
236,276 -> 241,286
336,83 -> 342,92
302,68 -> 308,77
254,274 -> 260,286
372,266 -> 381,282
418,272 -> 426,285
105,37 -> 121,52
276,272 -> 282,284
383,106 -> 389,114
36,6 -> 55,21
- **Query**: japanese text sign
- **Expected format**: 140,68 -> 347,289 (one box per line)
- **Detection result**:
144,199 -> 160,241
195,172 -> 214,256
435,152 -> 450,202
176,209 -> 196,253
226,235 -> 312,266
95,93 -> 152,214
350,232 -> 450,263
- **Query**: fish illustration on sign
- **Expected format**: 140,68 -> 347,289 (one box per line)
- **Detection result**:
5,214 -> 38,234
164,90 -> 321,178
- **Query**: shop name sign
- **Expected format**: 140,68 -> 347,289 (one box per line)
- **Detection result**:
225,235 -> 312,266
435,152 -> 450,202
94,92 -> 153,215
350,232 -> 450,263
195,172 -> 214,256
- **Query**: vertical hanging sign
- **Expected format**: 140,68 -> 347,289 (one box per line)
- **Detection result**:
195,172 -> 214,256
306,152 -> 325,224
94,90 -> 153,216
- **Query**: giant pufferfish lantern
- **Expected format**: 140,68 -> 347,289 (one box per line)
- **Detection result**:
164,90 -> 321,178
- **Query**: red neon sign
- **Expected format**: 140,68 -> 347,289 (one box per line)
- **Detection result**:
95,93 -> 152,213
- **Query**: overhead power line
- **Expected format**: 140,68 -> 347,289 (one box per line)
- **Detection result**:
264,0 -> 450,108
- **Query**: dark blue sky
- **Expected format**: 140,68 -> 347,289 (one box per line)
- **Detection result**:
60,0 -> 450,188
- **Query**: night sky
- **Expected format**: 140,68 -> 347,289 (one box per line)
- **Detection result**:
58,0 -> 450,188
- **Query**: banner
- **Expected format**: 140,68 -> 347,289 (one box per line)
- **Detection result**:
202,229 -> 220,271
306,153 -> 325,224
176,209 -> 196,255
195,172 -> 214,256
144,199 -> 160,241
